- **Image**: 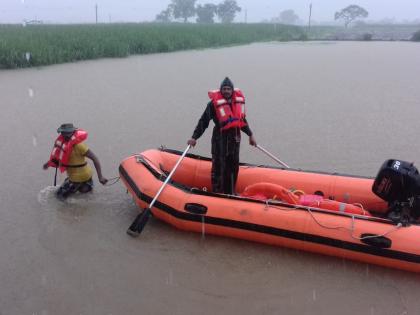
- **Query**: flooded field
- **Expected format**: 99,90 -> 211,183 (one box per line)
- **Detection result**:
1,41 -> 420,314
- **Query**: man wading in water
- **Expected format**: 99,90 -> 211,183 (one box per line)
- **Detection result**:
187,77 -> 257,195
43,123 -> 108,200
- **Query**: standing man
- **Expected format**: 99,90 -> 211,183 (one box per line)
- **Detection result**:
43,123 -> 108,200
187,77 -> 257,194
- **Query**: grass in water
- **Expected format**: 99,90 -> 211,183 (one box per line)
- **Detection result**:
0,23 -> 304,69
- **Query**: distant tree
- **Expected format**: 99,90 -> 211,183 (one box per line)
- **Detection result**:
279,9 -> 299,25
412,30 -> 420,41
171,0 -> 197,22
155,6 -> 173,23
217,0 -> 241,24
334,5 -> 369,28
196,4 -> 217,23
361,33 -> 372,41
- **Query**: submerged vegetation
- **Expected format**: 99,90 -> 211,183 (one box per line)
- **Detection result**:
0,23 -> 304,69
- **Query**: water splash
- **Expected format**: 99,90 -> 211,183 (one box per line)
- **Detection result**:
38,186 -> 93,223
25,52 -> 31,62
66,193 -> 96,205
38,186 -> 58,205
28,88 -> 34,98
32,135 -> 37,147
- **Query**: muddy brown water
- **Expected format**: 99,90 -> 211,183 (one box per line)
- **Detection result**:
1,41 -> 420,315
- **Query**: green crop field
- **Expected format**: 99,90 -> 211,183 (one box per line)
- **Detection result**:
0,23 -> 305,69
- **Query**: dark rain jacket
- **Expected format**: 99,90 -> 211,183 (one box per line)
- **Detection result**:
191,100 -> 253,194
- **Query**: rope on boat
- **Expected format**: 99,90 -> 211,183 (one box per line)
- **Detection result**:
104,176 -> 120,186
137,154 -> 168,175
305,207 -> 403,240
264,202 -> 403,240
201,216 -> 206,240
352,203 -> 367,215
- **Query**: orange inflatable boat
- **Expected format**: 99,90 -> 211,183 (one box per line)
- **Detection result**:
119,148 -> 420,272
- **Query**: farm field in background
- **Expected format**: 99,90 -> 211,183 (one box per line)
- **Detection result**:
0,23 -> 304,69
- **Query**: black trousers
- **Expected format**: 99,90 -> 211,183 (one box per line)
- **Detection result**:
211,130 -> 240,195
56,177 -> 93,200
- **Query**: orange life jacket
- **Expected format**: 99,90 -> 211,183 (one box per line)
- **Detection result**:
208,89 -> 247,131
47,129 -> 88,173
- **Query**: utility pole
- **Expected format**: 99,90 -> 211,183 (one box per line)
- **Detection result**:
308,3 -> 312,32
95,3 -> 98,24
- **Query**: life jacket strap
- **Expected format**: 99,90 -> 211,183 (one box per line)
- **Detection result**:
220,117 -> 240,128
60,162 -> 88,168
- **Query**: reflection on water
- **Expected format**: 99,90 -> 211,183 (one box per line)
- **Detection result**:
1,41 -> 420,314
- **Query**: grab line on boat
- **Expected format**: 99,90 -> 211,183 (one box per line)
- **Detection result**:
305,206 -> 403,241
263,201 -> 403,241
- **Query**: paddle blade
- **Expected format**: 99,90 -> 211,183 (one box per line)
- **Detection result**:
126,208 -> 151,237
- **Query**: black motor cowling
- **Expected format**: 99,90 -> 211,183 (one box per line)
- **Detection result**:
372,159 -> 420,223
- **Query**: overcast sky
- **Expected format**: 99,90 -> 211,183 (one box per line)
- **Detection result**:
1,0 -> 420,24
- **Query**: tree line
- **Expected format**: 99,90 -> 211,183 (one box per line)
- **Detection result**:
155,2 -> 389,29
271,5 -> 371,28
156,0 -> 241,23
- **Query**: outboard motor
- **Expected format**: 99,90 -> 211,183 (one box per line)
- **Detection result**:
372,159 -> 420,225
